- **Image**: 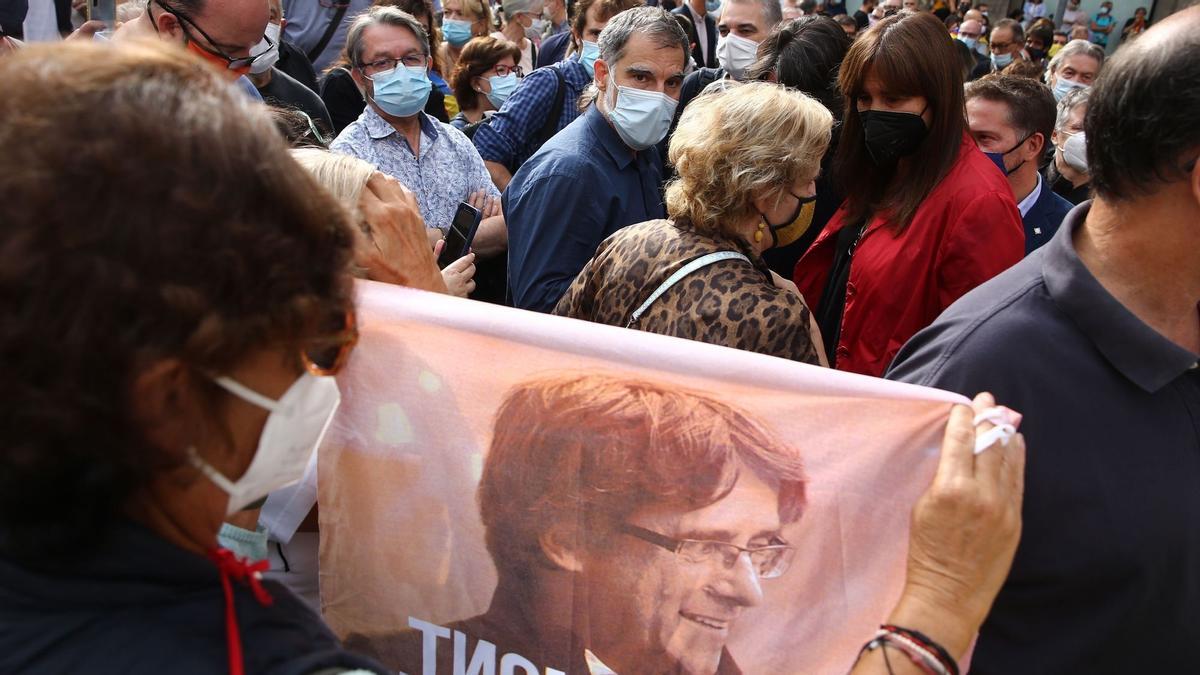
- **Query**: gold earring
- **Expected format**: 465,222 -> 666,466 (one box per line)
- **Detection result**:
755,221 -> 766,243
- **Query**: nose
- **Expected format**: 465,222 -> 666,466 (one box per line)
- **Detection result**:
711,552 -> 765,608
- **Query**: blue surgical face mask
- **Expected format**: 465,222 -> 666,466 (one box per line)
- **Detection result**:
958,35 -> 978,51
485,72 -> 519,109
982,133 -> 1032,176
443,18 -> 473,47
1052,75 -> 1085,102
579,40 -> 600,77
991,51 -> 1014,69
369,65 -> 432,118
705,0 -> 722,12
605,78 -> 678,151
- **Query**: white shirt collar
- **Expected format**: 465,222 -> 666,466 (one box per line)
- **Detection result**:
1017,170 -> 1043,217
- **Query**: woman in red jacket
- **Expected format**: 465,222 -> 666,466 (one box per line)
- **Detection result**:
793,10 -> 1024,377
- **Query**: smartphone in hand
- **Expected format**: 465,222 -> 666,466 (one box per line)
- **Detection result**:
88,0 -> 117,31
437,201 -> 482,269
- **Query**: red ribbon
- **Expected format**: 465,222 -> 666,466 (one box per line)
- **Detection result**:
208,548 -> 275,675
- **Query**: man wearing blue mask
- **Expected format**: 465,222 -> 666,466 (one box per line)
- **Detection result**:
672,0 -> 720,68
966,75 -> 1071,255
504,6 -> 688,312
475,0 -> 641,190
984,18 -> 1025,75
331,6 -> 507,259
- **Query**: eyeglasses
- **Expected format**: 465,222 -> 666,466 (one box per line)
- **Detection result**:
359,53 -> 430,75
492,64 -> 525,78
150,0 -> 273,72
619,522 -> 796,579
990,41 -> 1012,51
301,310 -> 359,376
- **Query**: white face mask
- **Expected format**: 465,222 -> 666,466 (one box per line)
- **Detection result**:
1060,131 -> 1088,174
716,32 -> 759,80
190,373 -> 341,515
605,76 -> 678,151
248,22 -> 282,75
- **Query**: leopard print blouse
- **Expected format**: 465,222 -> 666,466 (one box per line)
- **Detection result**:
553,219 -> 822,365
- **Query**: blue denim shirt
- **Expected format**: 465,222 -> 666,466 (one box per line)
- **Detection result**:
331,107 -> 500,232
504,105 -> 666,312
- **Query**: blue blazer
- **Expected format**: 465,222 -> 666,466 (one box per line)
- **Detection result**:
535,31 -> 572,68
1022,181 -> 1074,255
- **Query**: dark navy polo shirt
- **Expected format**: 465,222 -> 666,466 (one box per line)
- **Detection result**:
504,105 -> 665,312
887,202 -> 1200,674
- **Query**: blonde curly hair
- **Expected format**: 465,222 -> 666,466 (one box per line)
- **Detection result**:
666,81 -> 833,237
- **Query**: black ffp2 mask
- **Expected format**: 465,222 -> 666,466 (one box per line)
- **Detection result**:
859,108 -> 928,167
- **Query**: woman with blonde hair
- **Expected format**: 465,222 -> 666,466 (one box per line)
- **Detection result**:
291,148 -> 477,297
440,0 -> 494,76
554,82 -> 830,365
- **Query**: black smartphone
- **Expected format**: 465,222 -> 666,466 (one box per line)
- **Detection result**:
88,0 -> 117,30
437,201 -> 482,269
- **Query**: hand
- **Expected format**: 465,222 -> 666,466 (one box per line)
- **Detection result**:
357,173 -> 448,293
889,393 -> 1025,659
440,251 -> 477,298
467,189 -> 501,220
66,20 -> 108,41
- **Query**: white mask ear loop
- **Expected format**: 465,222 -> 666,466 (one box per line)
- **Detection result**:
973,407 -> 1017,455
187,446 -> 238,494
214,376 -> 283,413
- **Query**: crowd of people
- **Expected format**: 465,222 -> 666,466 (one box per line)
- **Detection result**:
1,0 -> 1197,673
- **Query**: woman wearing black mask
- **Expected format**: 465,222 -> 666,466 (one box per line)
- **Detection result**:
793,10 -> 1024,377
555,82 -> 832,365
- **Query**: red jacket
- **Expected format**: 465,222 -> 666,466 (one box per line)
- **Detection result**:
793,134 -> 1024,377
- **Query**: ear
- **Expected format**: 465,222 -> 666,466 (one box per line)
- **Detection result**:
350,66 -> 368,94
129,359 -> 208,462
156,10 -> 184,41
593,58 -> 609,89
538,521 -> 585,572
1027,131 -> 1046,158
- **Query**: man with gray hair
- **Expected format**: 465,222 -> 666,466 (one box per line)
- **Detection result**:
331,5 -> 506,257
504,6 -> 689,312
1045,38 -> 1103,102
1043,86 -> 1091,204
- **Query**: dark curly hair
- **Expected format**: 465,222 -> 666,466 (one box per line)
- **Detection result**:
0,41 -> 357,561
746,16 -> 852,121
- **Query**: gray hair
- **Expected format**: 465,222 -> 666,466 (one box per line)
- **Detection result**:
726,0 -> 784,31
346,6 -> 430,68
597,6 -> 689,69
1054,85 -> 1090,133
1048,38 -> 1105,76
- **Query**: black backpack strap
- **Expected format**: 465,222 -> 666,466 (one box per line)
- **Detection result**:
307,2 -> 350,64
533,66 -> 567,149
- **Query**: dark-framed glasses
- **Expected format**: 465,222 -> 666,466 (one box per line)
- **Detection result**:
619,522 -> 796,579
149,0 -> 274,72
359,53 -> 430,76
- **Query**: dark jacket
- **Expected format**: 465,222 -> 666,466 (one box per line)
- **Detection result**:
1043,160 -> 1091,205
1021,179 -> 1073,254
0,520 -> 383,675
536,30 -> 572,68
672,5 -> 718,68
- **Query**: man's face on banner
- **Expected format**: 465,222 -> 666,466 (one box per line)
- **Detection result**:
582,471 -> 782,674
